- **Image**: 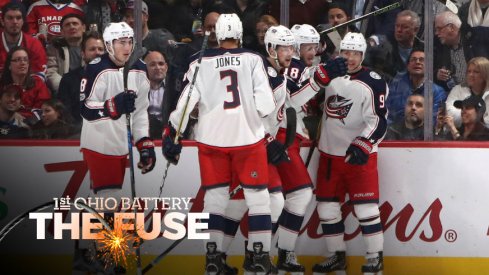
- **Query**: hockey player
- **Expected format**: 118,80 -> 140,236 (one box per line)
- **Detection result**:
80,21 -> 155,227
312,32 -> 388,275
220,25 -> 348,275
220,25 -> 296,275
162,14 -> 277,275
272,24 -> 346,275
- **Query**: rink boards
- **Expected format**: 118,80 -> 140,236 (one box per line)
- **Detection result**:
0,140 -> 489,274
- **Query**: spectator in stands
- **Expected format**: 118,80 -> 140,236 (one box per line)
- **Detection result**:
84,0 -> 125,34
221,0 -> 269,50
252,14 -> 278,56
0,84 -> 30,139
144,50 -> 169,139
0,2 -> 47,80
387,49 -> 446,124
0,46 -> 51,123
46,13 -> 86,95
385,93 -> 424,140
318,2 -> 357,60
341,0 -> 401,42
269,0 -> 329,28
388,10 -> 424,76
446,56 -> 489,127
400,0 -> 450,40
123,0 -> 175,62
26,0 -> 84,41
434,11 -> 469,91
435,94 -> 489,140
459,0 -> 489,60
58,31 -> 104,131
31,98 -> 76,139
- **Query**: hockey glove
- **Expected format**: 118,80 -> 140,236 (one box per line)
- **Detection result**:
104,90 -> 137,119
314,57 -> 348,87
136,137 -> 156,174
265,134 -> 289,165
162,125 -> 182,165
345,137 -> 372,165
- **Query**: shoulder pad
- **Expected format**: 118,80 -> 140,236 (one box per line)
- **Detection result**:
89,57 -> 101,64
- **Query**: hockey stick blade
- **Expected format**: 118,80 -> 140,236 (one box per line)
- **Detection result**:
285,107 -> 297,148
142,236 -> 186,274
0,201 -> 54,243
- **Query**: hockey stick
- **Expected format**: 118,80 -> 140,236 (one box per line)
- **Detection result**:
142,234 -> 186,274
159,31 -> 211,197
318,1 -> 401,35
0,201 -> 111,244
305,114 -> 323,168
0,201 -> 55,243
122,58 -> 143,275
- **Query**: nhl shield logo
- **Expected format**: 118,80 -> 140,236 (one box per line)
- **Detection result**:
250,171 -> 258,178
325,94 -> 353,124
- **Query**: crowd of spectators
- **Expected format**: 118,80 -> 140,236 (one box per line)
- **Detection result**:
0,0 -> 488,141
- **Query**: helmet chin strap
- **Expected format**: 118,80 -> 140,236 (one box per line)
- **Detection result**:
269,47 -> 283,71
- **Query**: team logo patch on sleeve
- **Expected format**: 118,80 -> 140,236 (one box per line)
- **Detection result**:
369,71 -> 381,79
89,57 -> 101,64
325,94 -> 353,124
268,66 -> 277,77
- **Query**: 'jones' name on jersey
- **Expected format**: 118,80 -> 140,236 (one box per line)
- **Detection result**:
214,56 -> 241,69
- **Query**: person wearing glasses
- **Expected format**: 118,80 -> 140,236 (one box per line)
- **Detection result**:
387,49 -> 446,124
0,46 -> 51,125
434,10 -> 470,92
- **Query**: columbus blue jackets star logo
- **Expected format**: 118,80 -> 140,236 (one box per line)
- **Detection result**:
325,94 -> 353,124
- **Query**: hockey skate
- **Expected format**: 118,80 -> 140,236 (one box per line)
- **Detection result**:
243,246 -> 255,275
361,252 -> 383,275
222,253 -> 238,275
205,242 -> 225,275
276,248 -> 305,275
312,251 -> 347,275
252,242 -> 275,275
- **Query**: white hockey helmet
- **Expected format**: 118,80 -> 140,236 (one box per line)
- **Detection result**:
264,25 -> 296,55
103,22 -> 134,55
215,13 -> 243,45
340,32 -> 367,60
290,24 -> 320,52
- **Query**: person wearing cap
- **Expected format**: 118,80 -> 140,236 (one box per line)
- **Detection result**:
45,13 -> 86,95
435,95 -> 489,140
122,0 -> 175,62
0,84 -> 30,139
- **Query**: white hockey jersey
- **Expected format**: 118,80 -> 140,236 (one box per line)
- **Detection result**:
282,58 -> 321,139
80,53 -> 150,156
262,59 -> 288,137
169,48 -> 275,147
318,67 -> 388,156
